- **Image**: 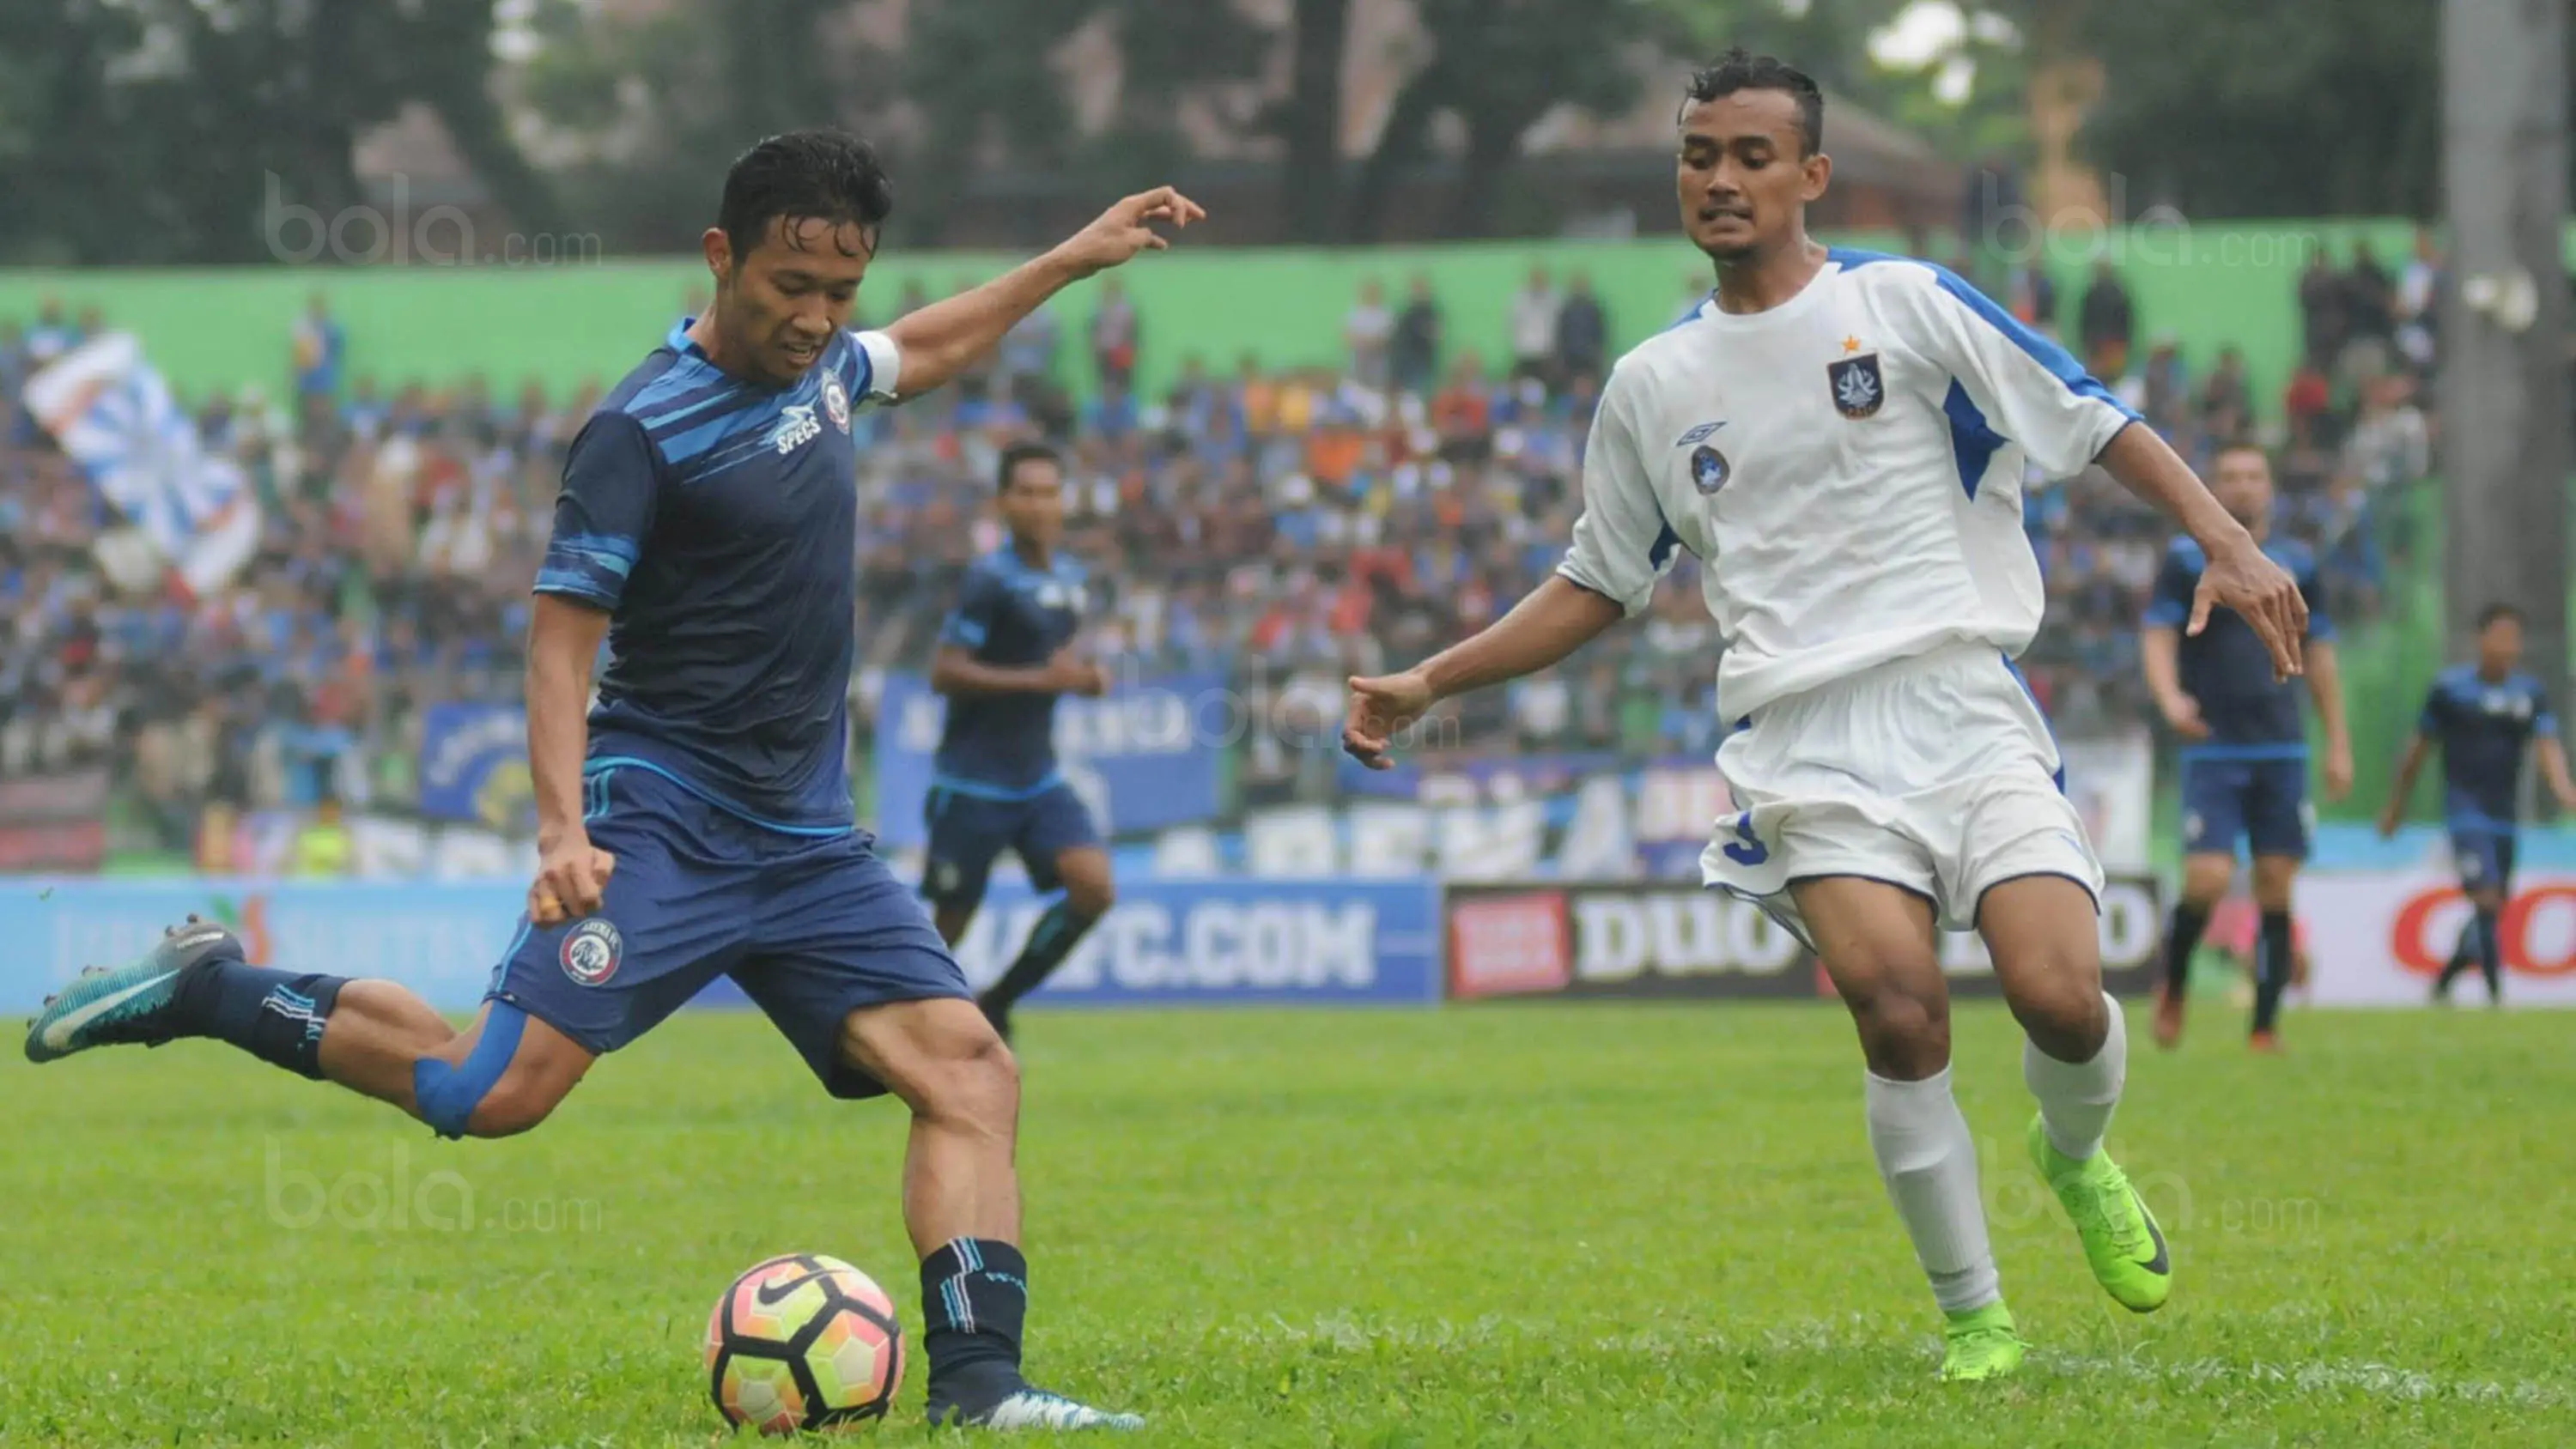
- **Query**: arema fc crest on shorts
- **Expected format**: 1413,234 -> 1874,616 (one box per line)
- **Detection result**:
1828,354 -> 1885,419
1689,443 -> 1731,494
561,918 -> 623,986
822,372 -> 851,433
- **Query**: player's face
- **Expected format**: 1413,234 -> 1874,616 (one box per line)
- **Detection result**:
999,460 -> 1066,548
1675,92 -> 1828,263
2480,615 -> 2524,674
707,215 -> 875,386
2212,448 -> 2275,531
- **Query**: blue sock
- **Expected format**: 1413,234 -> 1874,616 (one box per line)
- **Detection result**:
981,901 -> 1103,1013
920,1237 -> 1028,1414
174,961 -> 346,1080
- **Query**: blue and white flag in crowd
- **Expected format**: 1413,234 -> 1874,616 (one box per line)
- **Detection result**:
21,332 -> 261,597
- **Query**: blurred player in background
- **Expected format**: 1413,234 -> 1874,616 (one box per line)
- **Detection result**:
922,440 -> 1115,1042
2144,442 -> 2348,1054
25,130 -> 1199,1433
2378,603 -> 2576,1004
1342,49 -> 2311,1382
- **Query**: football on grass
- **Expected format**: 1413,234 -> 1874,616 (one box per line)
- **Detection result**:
705,1252 -> 905,1433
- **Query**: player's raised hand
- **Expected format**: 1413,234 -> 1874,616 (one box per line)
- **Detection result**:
1056,187 -> 1206,278
1343,670 -> 1437,771
531,830 -> 616,926
2191,537 -> 2307,681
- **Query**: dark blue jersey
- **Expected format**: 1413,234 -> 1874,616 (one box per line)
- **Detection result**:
2419,665 -> 2557,828
2144,536 -> 2334,752
534,320 -> 897,834
932,547 -> 1088,796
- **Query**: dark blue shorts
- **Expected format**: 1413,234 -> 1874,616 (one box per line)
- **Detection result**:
487,763 -> 969,1099
920,780 -> 1102,910
2450,826 -> 2518,894
2180,755 -> 2311,860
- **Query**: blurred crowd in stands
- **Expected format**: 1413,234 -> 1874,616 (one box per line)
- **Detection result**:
0,233 -> 2442,861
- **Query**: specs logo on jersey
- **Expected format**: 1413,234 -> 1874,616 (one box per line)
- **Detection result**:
1827,353 -> 1884,420
1689,443 -> 1731,494
770,402 -> 823,455
1674,419 -> 1728,449
822,373 -> 852,433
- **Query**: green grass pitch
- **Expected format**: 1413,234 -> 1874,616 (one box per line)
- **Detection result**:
3,1003 -> 2572,1446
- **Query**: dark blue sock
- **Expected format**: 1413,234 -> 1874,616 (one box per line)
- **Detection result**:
2475,907 -> 2504,1000
175,961 -> 347,1080
982,901 -> 1103,1013
2251,911 -> 2293,1033
920,1237 -> 1028,1413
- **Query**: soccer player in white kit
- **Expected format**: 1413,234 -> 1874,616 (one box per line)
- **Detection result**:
1343,50 -> 2311,1382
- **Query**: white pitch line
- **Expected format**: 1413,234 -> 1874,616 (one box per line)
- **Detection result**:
1218,1318 -> 2576,1408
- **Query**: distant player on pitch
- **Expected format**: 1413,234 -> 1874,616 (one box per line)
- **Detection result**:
2142,442 -> 2348,1053
1342,50 -> 2310,1382
27,130 -> 1200,1432
2378,603 -> 2576,1004
921,440 -> 1116,1042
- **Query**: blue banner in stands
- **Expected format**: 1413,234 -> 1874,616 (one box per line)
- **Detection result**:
416,703 -> 533,829
869,671 -> 1226,846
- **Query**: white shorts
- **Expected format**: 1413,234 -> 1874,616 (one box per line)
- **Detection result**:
1699,642 -> 2105,940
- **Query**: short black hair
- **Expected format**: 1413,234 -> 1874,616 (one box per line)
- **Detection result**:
997,440 -> 1064,493
2477,602 -> 2524,630
717,130 -> 895,263
1681,47 -> 1825,157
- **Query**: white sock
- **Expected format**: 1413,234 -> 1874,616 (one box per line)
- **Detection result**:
1864,1067 -> 1999,1315
2025,992 -> 2128,1161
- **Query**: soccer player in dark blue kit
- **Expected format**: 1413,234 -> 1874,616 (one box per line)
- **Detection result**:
920,442 -> 1115,1043
26,130 -> 1203,1432
2378,603 -> 2576,1004
2142,442 -> 2351,1052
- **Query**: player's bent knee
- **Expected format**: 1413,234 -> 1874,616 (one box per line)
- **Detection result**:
1844,983 -> 1949,1072
1066,875 -> 1115,919
914,1030 -> 1019,1137
412,1003 -> 586,1140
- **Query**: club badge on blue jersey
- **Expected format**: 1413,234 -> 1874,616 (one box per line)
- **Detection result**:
1690,443 -> 1731,494
823,372 -> 851,433
1828,354 -> 1884,419
560,918 -> 623,986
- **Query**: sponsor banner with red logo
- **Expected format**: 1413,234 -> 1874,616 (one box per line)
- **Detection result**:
2299,871 -> 2576,1007
1445,876 -> 2165,1001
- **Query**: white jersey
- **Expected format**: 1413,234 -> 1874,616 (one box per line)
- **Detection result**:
1558,248 -> 2138,723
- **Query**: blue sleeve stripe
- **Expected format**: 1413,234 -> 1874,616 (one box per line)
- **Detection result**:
1928,265 -> 2142,421
944,616 -> 989,647
2538,713 -> 2560,737
552,533 -> 638,572
533,568 -> 618,606
2141,600 -> 2188,628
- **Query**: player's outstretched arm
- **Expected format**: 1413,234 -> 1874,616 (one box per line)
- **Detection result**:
526,594 -> 617,925
883,186 -> 1205,397
2379,733 -> 2433,838
2097,426 -> 2306,680
1341,577 -> 1623,770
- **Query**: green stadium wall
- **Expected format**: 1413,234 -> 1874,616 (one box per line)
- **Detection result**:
9,219 -> 2561,418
